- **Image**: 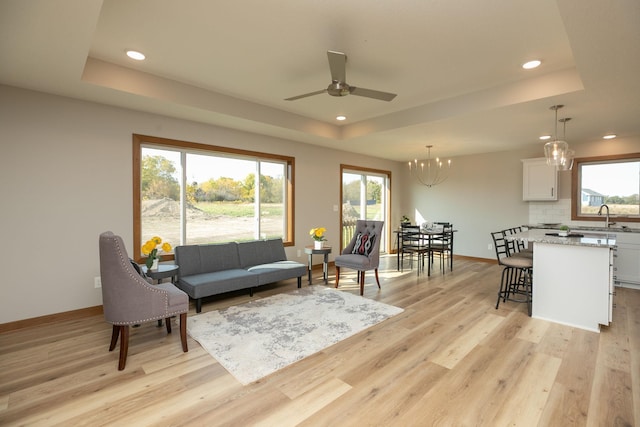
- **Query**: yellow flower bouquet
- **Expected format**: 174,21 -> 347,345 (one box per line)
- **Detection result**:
141,236 -> 172,269
309,227 -> 327,242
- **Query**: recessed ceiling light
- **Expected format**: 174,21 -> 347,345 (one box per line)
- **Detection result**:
602,134 -> 617,139
126,50 -> 146,61
522,60 -> 541,70
336,115 -> 346,121
539,135 -> 551,140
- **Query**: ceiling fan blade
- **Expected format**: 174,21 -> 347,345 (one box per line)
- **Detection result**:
327,50 -> 346,83
284,89 -> 327,101
350,86 -> 397,102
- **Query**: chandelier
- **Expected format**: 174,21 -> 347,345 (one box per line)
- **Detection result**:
408,145 -> 451,187
544,105 -> 571,167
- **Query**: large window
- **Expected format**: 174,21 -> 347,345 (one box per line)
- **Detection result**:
571,153 -> 640,223
133,135 -> 295,261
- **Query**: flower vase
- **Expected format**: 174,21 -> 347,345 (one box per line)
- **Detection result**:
151,258 -> 159,271
314,240 -> 323,250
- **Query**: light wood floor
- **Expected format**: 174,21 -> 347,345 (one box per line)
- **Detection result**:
1,256 -> 638,426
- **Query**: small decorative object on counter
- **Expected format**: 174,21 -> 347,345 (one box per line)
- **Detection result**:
310,227 -> 327,249
142,236 -> 172,270
558,225 -> 570,237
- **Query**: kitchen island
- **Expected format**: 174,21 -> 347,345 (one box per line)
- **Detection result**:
508,229 -> 616,332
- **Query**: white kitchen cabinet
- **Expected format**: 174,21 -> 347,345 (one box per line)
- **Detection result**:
522,158 -> 557,201
614,233 -> 640,286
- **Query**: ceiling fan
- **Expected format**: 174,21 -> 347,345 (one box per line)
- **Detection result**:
285,50 -> 397,102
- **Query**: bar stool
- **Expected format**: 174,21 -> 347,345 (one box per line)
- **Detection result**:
503,226 -> 533,259
490,231 -> 533,316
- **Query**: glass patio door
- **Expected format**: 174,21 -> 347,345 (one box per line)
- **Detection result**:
340,166 -> 390,252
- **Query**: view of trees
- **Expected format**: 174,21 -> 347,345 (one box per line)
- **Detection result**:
342,179 -> 382,204
141,155 -> 180,200
142,155 -> 283,203
605,194 -> 639,205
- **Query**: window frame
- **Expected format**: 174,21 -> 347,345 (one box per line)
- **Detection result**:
133,134 -> 296,262
571,152 -> 640,223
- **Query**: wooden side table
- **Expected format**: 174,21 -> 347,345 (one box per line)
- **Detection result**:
304,246 -> 332,285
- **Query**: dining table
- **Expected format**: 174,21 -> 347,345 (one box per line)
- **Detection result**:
393,226 -> 456,276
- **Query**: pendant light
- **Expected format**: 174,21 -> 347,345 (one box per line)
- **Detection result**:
544,105 -> 569,166
558,118 -> 574,171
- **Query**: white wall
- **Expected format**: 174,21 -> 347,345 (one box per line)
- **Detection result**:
0,85 -> 403,323
1,84 -> 637,323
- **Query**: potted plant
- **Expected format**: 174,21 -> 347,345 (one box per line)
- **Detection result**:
558,225 -> 570,237
141,236 -> 172,270
401,215 -> 411,226
309,227 -> 327,249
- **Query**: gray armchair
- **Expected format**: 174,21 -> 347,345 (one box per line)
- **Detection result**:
335,220 -> 385,296
99,231 -> 189,370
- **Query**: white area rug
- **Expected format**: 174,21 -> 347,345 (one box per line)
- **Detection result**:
187,286 -> 404,384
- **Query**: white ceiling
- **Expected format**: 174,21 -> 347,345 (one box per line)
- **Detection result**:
1,0 -> 639,161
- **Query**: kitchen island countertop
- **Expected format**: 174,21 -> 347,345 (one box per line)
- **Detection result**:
510,229 -> 616,249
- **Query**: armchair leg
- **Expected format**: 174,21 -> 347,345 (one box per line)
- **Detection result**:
374,268 -> 381,289
165,317 -> 172,334
359,271 -> 365,295
118,325 -> 129,371
335,266 -> 341,288
180,313 -> 188,353
109,325 -> 119,351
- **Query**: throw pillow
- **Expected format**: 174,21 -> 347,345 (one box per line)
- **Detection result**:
351,233 -> 376,256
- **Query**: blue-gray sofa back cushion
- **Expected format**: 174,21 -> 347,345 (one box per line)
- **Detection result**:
175,242 -> 240,276
237,238 -> 286,269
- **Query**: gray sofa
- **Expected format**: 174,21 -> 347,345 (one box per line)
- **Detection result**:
174,238 -> 306,312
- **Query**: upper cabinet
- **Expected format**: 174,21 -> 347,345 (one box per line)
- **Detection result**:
522,158 -> 557,201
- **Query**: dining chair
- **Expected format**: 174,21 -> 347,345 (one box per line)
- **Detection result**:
401,225 -> 430,275
429,223 -> 454,274
99,231 -> 189,370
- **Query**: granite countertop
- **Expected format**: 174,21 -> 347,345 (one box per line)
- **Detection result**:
509,229 -> 616,248
527,224 -> 640,233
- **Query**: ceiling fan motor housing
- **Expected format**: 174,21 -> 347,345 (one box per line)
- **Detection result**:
327,81 -> 351,97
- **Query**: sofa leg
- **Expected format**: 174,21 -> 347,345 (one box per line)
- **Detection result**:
165,317 -> 172,334
335,266 -> 340,288
297,276 -> 302,288
196,298 -> 202,313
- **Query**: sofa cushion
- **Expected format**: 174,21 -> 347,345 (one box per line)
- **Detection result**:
200,242 -> 241,271
175,242 -> 240,276
237,238 -> 287,268
176,269 -> 258,299
247,261 -> 306,285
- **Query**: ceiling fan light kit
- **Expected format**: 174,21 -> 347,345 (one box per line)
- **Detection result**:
285,51 -> 397,102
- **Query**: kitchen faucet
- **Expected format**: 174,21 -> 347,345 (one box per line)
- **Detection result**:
598,204 -> 610,227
